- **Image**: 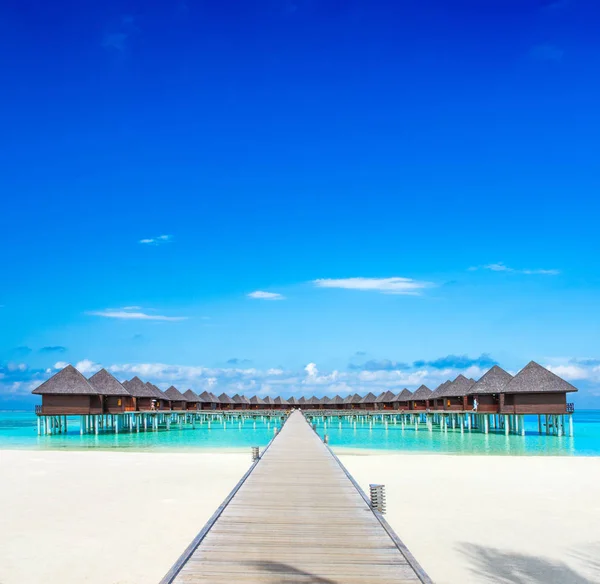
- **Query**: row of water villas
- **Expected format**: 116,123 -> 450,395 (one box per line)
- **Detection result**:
33,361 -> 577,437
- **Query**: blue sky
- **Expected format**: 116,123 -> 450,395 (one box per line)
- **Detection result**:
1,0 -> 599,408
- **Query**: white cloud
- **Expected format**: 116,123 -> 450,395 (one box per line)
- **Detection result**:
471,263 -> 560,276
313,277 -> 432,295
86,310 -> 187,321
122,306 -> 142,310
139,235 -> 173,245
247,291 -> 285,300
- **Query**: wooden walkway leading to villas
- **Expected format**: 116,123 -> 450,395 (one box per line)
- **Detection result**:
163,410 -> 431,584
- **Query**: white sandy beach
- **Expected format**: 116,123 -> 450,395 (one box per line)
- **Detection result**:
339,453 -> 600,584
0,450 -> 250,584
2,450 -> 600,584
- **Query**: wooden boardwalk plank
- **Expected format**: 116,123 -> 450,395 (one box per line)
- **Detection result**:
165,411 -> 432,584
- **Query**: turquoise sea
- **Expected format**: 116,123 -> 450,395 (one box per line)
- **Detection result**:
1,410 -> 600,455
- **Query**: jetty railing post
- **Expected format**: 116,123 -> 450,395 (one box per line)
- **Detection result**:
369,484 -> 386,514
251,446 -> 260,461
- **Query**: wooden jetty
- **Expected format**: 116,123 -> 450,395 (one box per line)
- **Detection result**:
162,410 -> 431,584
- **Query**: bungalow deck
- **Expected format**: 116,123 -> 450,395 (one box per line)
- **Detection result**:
161,410 -> 431,584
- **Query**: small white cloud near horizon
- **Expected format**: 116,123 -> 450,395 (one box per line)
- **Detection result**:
55,359 -> 101,375
247,291 -> 285,300
470,263 -> 560,276
313,277 -> 432,295
85,309 -> 187,321
139,235 -> 173,245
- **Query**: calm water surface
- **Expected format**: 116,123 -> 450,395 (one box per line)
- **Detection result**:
1,410 -> 599,455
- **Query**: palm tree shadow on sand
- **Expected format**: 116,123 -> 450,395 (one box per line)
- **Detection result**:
457,542 -> 600,584
248,561 -> 338,584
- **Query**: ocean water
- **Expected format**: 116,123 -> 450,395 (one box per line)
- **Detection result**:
1,410 -> 599,455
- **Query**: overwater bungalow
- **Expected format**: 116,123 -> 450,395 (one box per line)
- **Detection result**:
429,380 -> 451,410
263,396 -> 276,409
232,394 -> 251,410
342,394 -> 354,410
88,369 -> 134,413
183,389 -> 203,411
274,396 -> 289,410
297,396 -> 307,408
33,365 -> 102,415
410,384 -> 433,410
351,393 -> 363,409
305,396 -> 320,410
500,361 -> 577,415
288,396 -> 300,408
218,393 -> 234,410
439,375 -> 475,411
465,366 -> 512,413
199,391 -> 219,410
123,377 -> 157,411
146,383 -> 171,410
321,396 -> 332,409
250,395 -> 266,409
392,388 -> 412,410
376,391 -> 396,410
164,386 -> 187,410
329,395 -> 344,409
360,392 -> 377,410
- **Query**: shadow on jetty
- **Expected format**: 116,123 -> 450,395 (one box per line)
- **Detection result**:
250,561 -> 338,583
458,542 -> 600,584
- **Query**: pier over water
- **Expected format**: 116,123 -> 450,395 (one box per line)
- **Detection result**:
162,410 -> 431,584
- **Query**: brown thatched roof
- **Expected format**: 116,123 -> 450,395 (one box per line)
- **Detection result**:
330,395 -> 344,406
440,375 -> 475,398
32,365 -> 98,395
360,392 -> 377,404
429,380 -> 451,399
298,396 -> 307,404
263,396 -> 275,406
411,384 -> 433,400
164,386 -> 187,401
351,393 -> 363,403
287,396 -> 299,405
183,389 -> 202,402
306,396 -> 320,405
123,377 -> 154,397
467,366 -> 513,395
342,394 -> 354,404
147,382 -> 170,401
503,361 -> 578,394
233,394 -> 251,404
88,369 -> 130,396
250,395 -> 265,405
321,396 -> 331,405
393,388 -> 413,402
375,390 -> 396,403
199,391 -> 219,403
218,392 -> 234,404
274,396 -> 289,405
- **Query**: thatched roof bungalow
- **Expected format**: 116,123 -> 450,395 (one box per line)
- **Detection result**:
218,393 -> 234,410
360,392 -> 377,409
232,394 -> 251,410
33,365 -> 102,415
375,390 -> 396,410
329,395 -> 344,409
199,391 -> 219,410
429,381 -> 451,409
392,388 -> 412,410
410,384 -> 433,410
273,396 -> 289,410
88,369 -> 134,413
122,377 -> 157,411
146,383 -> 171,410
438,375 -> 475,411
465,366 -> 512,413
250,395 -> 266,409
164,386 -> 187,410
183,389 -> 203,411
499,361 -> 577,415
263,396 -> 276,409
